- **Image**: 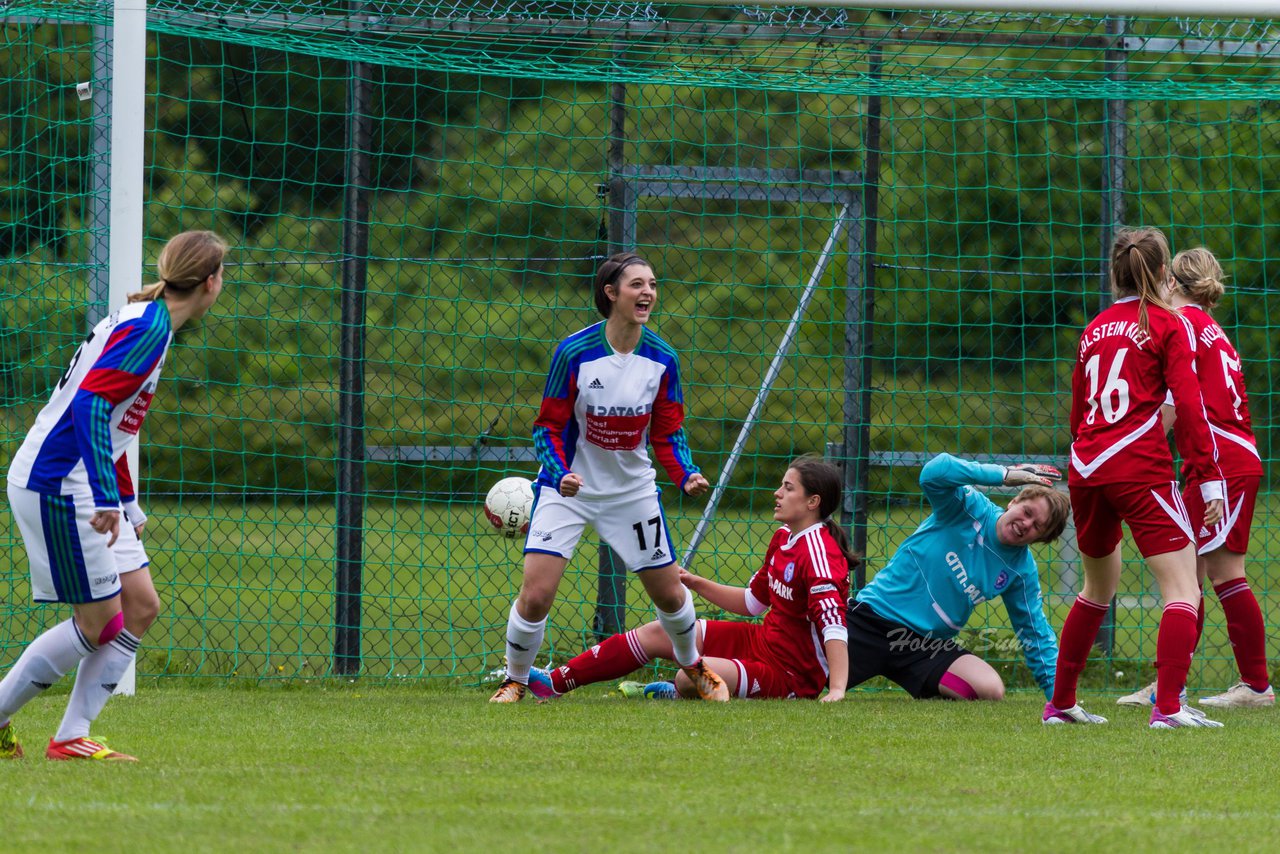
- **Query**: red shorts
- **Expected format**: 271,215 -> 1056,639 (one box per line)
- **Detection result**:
1071,480 -> 1193,559
698,620 -> 800,700
1183,474 -> 1259,555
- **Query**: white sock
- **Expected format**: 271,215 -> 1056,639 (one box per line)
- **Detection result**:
655,588 -> 700,667
504,600 -> 545,683
56,629 -> 141,742
0,619 -> 96,722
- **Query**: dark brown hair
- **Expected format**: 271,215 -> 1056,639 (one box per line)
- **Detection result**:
787,455 -> 860,571
592,252 -> 650,318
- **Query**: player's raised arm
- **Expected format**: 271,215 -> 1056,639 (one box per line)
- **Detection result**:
918,453 -> 1008,519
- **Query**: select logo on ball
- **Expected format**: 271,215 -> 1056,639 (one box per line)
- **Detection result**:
483,476 -> 535,539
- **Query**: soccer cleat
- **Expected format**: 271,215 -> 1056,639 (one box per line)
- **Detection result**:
525,667 -> 560,700
1116,681 -> 1186,707
488,678 -> 528,703
45,736 -> 137,762
619,680 -> 678,700
681,659 -> 730,702
1199,682 -> 1275,709
0,723 -> 22,759
1042,702 -> 1108,724
1149,706 -> 1225,729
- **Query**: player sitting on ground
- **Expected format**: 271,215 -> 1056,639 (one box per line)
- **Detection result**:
526,457 -> 852,701
844,453 -> 1068,702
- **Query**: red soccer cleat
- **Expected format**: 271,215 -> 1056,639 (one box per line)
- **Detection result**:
46,736 -> 138,762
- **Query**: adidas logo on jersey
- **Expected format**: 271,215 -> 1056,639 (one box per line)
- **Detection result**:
588,378 -> 604,389
651,548 -> 666,560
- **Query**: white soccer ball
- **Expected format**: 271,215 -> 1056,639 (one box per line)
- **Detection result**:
483,476 -> 534,539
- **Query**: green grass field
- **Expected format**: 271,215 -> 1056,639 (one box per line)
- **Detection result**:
2,683 -> 1277,853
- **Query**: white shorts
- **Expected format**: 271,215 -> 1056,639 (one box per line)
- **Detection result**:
7,484 -> 149,604
523,484 -> 677,572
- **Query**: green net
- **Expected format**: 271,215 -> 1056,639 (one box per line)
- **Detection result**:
1,3 -> 1277,691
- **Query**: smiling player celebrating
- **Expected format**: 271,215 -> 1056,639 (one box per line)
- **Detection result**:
489,252 -> 725,703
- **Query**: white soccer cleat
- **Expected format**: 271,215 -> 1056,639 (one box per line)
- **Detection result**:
1199,682 -> 1275,709
1116,681 -> 1157,706
1149,706 -> 1225,729
1042,702 -> 1108,724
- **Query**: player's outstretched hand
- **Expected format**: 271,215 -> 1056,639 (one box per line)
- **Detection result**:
678,568 -> 704,592
820,688 -> 846,703
1203,498 -> 1224,527
1003,463 -> 1062,488
91,509 -> 121,547
559,472 -> 583,497
683,473 -> 710,497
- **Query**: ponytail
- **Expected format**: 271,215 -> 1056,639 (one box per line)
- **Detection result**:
129,230 -> 228,304
1110,227 -> 1174,333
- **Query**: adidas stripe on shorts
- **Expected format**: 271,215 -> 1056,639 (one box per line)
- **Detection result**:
7,484 -> 149,604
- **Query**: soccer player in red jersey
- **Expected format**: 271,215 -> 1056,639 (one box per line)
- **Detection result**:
489,253 -> 724,703
1046,227 -> 1227,729
1116,248 -> 1271,709
525,457 -> 852,701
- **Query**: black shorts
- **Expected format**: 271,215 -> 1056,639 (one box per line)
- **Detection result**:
846,601 -> 974,699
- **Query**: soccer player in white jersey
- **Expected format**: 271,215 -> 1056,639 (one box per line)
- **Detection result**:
489,252 -> 727,702
1047,227 -> 1227,730
1117,247 -> 1271,709
524,458 -> 852,702
0,231 -> 227,761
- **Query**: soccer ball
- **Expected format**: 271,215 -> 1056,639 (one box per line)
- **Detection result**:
483,476 -> 534,539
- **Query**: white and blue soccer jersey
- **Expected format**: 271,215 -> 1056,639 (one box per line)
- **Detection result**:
532,322 -> 699,501
855,454 -> 1059,697
7,300 -> 172,510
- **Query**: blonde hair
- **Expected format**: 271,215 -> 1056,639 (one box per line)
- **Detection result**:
1009,485 -> 1071,544
128,230 -> 228,303
1171,247 -> 1226,310
1110,227 -> 1174,333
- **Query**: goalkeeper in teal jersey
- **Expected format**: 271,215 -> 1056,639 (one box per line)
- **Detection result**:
848,454 -> 1070,701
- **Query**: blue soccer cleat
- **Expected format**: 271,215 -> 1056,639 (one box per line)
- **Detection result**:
526,667 -> 560,700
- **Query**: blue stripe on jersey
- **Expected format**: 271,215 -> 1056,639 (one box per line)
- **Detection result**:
95,302 -> 171,374
21,409 -> 80,494
41,493 -> 90,603
635,330 -> 684,403
664,426 -> 697,475
71,391 -> 121,506
533,418 -> 580,483
543,324 -> 607,399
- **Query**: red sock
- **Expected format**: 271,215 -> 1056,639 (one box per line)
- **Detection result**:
1195,592 -> 1205,653
1214,578 -> 1271,692
1155,602 -> 1199,715
1051,595 -> 1110,710
551,629 -> 649,694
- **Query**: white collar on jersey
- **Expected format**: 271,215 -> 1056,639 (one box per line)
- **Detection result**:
783,521 -> 825,549
1114,295 -> 1139,304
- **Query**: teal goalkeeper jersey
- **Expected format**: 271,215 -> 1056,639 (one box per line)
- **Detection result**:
855,454 -> 1059,697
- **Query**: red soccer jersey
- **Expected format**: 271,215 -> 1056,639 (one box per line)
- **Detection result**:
746,523 -> 849,696
1068,297 -> 1223,495
1173,305 -> 1262,478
